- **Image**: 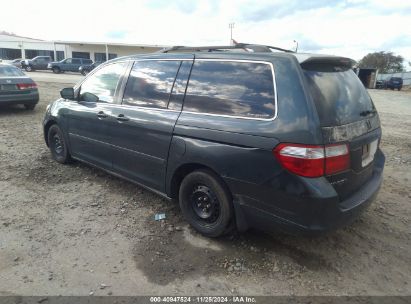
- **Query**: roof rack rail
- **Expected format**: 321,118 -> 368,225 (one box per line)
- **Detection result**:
159,43 -> 294,53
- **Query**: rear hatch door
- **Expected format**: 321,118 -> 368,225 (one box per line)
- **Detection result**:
301,57 -> 382,200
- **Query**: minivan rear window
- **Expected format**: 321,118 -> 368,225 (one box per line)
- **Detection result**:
183,61 -> 275,119
303,68 -> 375,126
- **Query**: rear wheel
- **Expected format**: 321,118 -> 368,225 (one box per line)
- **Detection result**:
179,169 -> 233,237
47,124 -> 70,164
81,69 -> 88,76
52,67 -> 61,74
24,104 -> 36,110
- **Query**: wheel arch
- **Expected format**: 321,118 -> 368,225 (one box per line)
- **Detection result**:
44,120 -> 57,146
168,163 -> 231,201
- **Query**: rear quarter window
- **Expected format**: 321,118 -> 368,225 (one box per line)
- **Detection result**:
183,60 -> 276,119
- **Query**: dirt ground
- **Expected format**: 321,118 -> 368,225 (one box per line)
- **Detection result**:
0,80 -> 410,296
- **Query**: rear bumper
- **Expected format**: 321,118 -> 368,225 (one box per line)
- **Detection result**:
0,91 -> 39,105
230,150 -> 385,235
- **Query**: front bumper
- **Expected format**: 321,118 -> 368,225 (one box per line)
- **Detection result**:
230,150 -> 385,235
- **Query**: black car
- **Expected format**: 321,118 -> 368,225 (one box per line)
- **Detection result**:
43,44 -> 385,237
48,58 -> 93,74
0,64 -> 39,110
386,77 -> 403,90
78,61 -> 102,76
21,56 -> 52,72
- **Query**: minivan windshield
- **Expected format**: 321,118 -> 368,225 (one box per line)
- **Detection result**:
303,68 -> 375,126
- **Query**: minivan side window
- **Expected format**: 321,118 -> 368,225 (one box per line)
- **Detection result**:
122,60 -> 181,109
80,62 -> 126,103
183,61 -> 275,119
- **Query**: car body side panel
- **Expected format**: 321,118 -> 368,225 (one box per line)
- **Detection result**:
110,107 -> 181,192
66,101 -> 114,169
165,134 -> 337,227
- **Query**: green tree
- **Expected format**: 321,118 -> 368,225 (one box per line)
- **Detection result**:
358,51 -> 405,73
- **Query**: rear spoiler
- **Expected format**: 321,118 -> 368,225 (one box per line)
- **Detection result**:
295,54 -> 356,69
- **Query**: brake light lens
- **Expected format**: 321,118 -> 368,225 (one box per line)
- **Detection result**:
324,144 -> 350,175
17,83 -> 37,90
273,143 -> 350,177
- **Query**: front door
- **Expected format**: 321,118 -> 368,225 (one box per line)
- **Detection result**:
67,61 -> 128,169
110,59 -> 193,192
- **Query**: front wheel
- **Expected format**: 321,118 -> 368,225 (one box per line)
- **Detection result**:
47,124 -> 70,164
81,69 -> 88,76
25,65 -> 32,72
179,169 -> 233,237
52,67 -> 61,74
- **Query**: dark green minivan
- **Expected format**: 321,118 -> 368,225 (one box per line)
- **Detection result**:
43,44 -> 385,237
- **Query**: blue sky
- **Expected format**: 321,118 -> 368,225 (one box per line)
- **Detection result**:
2,0 -> 411,65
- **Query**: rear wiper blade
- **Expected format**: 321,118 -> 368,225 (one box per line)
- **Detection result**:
359,110 -> 376,117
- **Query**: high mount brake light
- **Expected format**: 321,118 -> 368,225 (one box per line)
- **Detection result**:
273,143 -> 350,178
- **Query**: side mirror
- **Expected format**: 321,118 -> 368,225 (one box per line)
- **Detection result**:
80,92 -> 99,103
60,87 -> 75,100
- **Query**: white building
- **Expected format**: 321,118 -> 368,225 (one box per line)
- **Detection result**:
0,33 -> 165,62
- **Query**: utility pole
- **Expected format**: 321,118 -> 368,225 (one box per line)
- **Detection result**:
293,40 -> 299,52
229,23 -> 235,45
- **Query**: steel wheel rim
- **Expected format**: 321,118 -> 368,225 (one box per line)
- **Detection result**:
190,185 -> 220,223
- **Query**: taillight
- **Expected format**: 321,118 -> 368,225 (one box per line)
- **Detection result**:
324,144 -> 350,175
17,83 -> 37,90
273,143 -> 350,178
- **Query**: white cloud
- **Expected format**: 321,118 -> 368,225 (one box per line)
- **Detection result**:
2,0 -> 411,66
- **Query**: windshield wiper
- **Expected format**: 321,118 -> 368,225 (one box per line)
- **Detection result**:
360,110 -> 376,117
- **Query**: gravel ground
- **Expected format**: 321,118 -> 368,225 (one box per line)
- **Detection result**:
0,81 -> 410,296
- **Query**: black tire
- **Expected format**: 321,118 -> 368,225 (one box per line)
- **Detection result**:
25,65 -> 32,72
52,67 -> 61,74
47,124 -> 70,164
81,69 -> 88,76
24,104 -> 36,110
179,169 -> 233,237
